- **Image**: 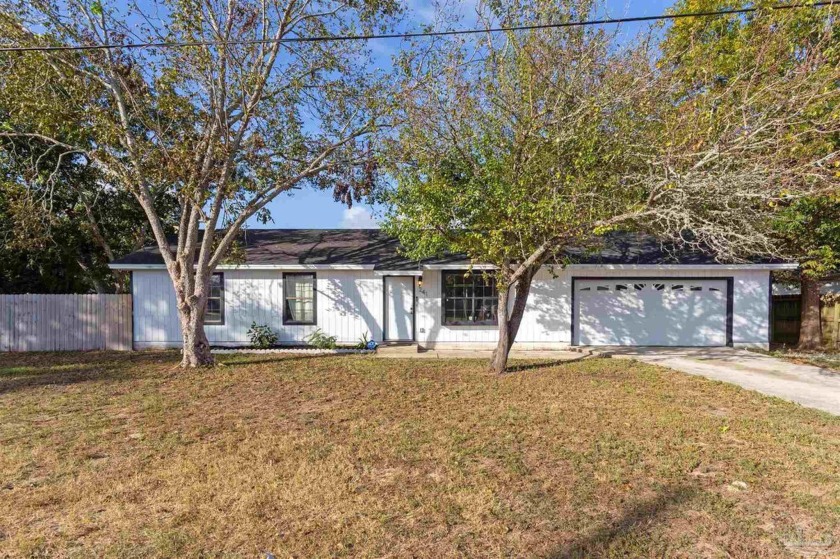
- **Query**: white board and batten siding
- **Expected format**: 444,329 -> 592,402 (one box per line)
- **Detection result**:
132,266 -> 772,349
416,267 -> 771,349
132,269 -> 384,348
416,268 -> 571,347
0,294 -> 132,352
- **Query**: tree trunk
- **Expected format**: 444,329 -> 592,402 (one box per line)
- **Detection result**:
179,306 -> 214,367
490,284 -> 513,374
798,275 -> 822,350
490,269 -> 536,374
175,270 -> 215,367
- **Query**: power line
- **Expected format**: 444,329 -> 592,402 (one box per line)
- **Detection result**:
0,1 -> 836,53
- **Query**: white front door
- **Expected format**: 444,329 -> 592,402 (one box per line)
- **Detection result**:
574,278 -> 729,346
385,276 -> 414,341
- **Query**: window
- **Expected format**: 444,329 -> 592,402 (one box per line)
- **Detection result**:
205,272 -> 224,324
442,271 -> 498,326
615,284 -> 628,291
283,273 -> 316,325
671,284 -> 685,291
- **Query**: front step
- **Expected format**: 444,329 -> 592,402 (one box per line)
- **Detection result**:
377,342 -> 419,355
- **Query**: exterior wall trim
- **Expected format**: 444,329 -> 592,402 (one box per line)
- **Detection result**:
110,263 -> 377,271
422,263 -> 796,271
422,264 -> 497,270
114,262 -> 796,272
374,270 -> 423,276
566,263 -> 796,271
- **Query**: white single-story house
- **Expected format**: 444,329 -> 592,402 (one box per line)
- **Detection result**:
109,229 -> 796,350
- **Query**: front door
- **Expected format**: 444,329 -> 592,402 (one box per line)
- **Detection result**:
385,276 -> 414,341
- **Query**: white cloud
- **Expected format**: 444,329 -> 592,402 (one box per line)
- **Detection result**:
340,205 -> 379,229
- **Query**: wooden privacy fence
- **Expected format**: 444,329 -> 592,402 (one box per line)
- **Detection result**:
772,295 -> 840,348
822,300 -> 840,348
0,294 -> 132,352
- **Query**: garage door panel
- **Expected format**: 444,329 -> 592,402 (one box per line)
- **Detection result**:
575,279 -> 728,346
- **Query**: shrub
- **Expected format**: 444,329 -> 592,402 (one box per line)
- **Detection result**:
247,322 -> 278,349
306,328 -> 337,349
357,332 -> 370,349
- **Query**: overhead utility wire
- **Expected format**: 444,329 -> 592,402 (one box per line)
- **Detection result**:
0,1 -> 835,53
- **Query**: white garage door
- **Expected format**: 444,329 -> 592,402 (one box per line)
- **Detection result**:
574,279 -> 729,346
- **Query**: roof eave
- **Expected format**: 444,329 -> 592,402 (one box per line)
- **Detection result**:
565,263 -> 798,270
111,262 -> 798,272
109,263 -> 378,271
421,262 -> 798,271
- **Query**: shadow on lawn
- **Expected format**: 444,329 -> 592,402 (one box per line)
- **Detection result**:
217,353 -> 346,368
0,352 -> 175,395
548,484 -> 698,558
0,351 -> 343,394
504,358 -> 586,373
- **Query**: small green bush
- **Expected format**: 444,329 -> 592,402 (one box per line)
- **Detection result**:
306,328 -> 337,349
356,332 -> 370,349
247,322 -> 278,349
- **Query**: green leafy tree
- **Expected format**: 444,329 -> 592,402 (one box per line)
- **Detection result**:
384,0 -> 839,372
385,0 -> 665,373
660,0 -> 840,348
0,0 -> 400,365
0,135 -> 178,293
773,197 -> 840,348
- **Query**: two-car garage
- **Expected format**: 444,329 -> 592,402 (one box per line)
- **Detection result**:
572,278 -> 732,347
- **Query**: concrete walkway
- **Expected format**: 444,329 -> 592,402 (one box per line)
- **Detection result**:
603,347 -> 840,416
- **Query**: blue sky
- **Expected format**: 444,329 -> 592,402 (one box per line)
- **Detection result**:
255,0 -> 676,230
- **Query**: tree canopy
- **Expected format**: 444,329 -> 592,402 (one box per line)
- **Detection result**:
0,0 -> 401,364
383,0 -> 840,371
660,0 -> 840,348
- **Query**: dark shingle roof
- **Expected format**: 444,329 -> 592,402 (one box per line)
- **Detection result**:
111,229 -> 780,268
113,229 -> 443,270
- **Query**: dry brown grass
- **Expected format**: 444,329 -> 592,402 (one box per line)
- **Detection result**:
759,347 -> 840,374
0,351 -> 838,558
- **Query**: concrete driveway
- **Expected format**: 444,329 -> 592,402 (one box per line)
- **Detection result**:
602,347 -> 840,416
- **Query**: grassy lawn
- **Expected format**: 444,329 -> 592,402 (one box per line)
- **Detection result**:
0,352 -> 838,558
758,347 -> 840,373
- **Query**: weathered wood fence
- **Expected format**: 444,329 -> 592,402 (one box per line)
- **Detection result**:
0,294 -> 132,352
822,300 -> 840,348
